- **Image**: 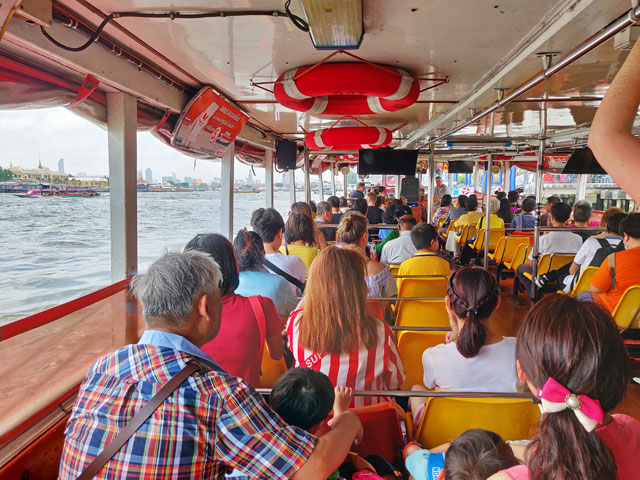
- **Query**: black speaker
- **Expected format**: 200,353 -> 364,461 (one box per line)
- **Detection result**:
276,140 -> 298,170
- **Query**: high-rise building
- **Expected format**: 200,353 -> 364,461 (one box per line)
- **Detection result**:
58,158 -> 65,173
137,170 -> 143,179
144,168 -> 152,183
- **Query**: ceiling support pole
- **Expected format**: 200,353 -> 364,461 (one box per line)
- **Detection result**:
220,147 -> 235,240
264,149 -> 274,209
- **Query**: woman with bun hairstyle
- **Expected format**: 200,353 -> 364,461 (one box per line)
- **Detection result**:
338,212 -> 397,298
490,295 -> 640,480
410,267 -> 518,422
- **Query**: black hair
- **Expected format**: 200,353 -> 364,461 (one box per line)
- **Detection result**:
507,190 -> 519,204
399,215 -> 417,230
620,212 -> 640,239
327,195 -> 340,208
448,267 -> 499,358
521,197 -> 536,213
444,429 -> 520,480
457,195 -> 468,210
550,202 -> 572,224
285,212 -> 315,245
251,208 -> 284,243
497,198 -> 514,224
233,229 -> 264,271
351,197 -> 368,215
309,200 -> 317,214
270,367 -> 335,431
496,191 -> 507,201
572,200 -> 592,223
339,196 -> 348,207
184,233 -> 239,295
411,222 -> 438,250
606,212 -> 626,235
382,199 -> 401,224
546,195 -> 561,205
440,194 -> 452,207
395,205 -> 413,219
466,196 -> 479,212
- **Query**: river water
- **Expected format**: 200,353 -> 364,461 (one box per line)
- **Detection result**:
0,190 -> 310,325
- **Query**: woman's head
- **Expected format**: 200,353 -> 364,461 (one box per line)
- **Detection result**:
291,201 -> 313,220
489,197 -> 500,214
457,194 -> 468,210
382,199 -> 401,224
299,246 -> 377,354
447,267 -> 499,358
351,197 -> 368,215
184,233 -> 238,295
337,212 -> 368,246
233,229 -> 264,271
441,194 -> 452,208
517,295 -> 628,480
285,212 -> 315,245
466,196 -> 479,212
498,198 -> 514,222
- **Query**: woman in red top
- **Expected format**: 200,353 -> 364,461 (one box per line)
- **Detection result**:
489,295 -> 640,480
287,246 -> 405,407
185,233 -> 283,387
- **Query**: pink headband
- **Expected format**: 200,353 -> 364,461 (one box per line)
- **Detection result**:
536,377 -> 604,432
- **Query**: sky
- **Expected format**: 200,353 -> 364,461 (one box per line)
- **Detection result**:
0,107 -> 287,183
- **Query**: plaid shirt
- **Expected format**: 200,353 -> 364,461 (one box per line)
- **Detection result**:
59,331 -> 316,479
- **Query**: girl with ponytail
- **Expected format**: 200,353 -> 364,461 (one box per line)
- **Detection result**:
410,267 -> 519,422
490,294 -> 639,480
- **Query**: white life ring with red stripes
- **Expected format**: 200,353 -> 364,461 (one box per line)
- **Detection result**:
305,126 -> 392,151
274,63 -> 419,115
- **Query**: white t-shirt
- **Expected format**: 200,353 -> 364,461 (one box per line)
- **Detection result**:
380,231 -> 417,264
528,231 -> 584,260
422,337 -> 518,392
561,235 -> 624,292
264,253 -> 306,297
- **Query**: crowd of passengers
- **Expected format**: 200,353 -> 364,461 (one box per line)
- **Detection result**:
58,192 -> 640,479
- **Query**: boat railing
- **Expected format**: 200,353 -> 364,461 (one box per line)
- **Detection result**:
254,388 -> 534,400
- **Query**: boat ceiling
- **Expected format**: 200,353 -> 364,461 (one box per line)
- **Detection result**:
7,0 -> 639,150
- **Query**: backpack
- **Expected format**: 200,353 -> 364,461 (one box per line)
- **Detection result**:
589,238 -> 624,269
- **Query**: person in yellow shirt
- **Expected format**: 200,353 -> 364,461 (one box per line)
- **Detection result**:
456,197 -> 504,266
398,223 -> 450,294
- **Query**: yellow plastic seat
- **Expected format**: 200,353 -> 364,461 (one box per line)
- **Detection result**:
488,236 -> 530,264
397,276 -> 448,298
472,228 -> 505,253
523,253 -> 575,281
413,397 -> 540,448
563,266 -> 599,296
457,224 -> 477,245
395,300 -> 450,328
442,221 -> 456,239
397,331 -> 447,389
388,264 -> 400,277
612,285 -> 640,330
259,348 -> 288,388
504,244 -> 532,272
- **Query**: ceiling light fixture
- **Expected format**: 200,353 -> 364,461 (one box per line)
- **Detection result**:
299,0 -> 364,49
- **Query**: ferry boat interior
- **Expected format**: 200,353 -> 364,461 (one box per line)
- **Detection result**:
1,0 -> 639,478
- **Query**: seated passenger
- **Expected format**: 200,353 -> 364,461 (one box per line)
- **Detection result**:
572,199 -> 595,241
292,201 -> 327,249
535,211 -> 626,292
538,195 -> 560,227
404,429 -> 520,480
590,212 -> 640,313
287,246 -> 405,407
398,223 -> 450,280
59,252 -> 363,479
448,194 -> 468,222
432,194 -> 452,227
281,212 -> 320,273
327,195 -> 343,224
510,196 -> 536,231
516,202 -> 583,293
351,197 -> 368,216
251,207 -> 307,296
234,229 -> 299,317
338,212 -> 397,298
497,197 -> 514,226
445,197 -> 483,257
410,267 -> 518,422
184,234 -> 283,386
380,214 -> 418,264
507,190 -> 521,215
376,199 -> 404,247
456,197 -> 504,266
339,196 -> 349,213
489,295 -> 640,480
365,191 -> 384,225
315,200 -> 336,242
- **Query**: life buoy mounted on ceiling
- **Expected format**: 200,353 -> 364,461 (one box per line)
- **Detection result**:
305,125 -> 392,151
274,63 -> 420,115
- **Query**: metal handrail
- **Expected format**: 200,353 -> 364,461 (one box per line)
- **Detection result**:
392,274 -> 449,279
390,326 -> 451,332
369,296 -> 445,301
255,388 -> 534,399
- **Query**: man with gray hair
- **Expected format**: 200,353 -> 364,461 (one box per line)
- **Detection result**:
59,251 -> 362,479
572,199 -> 595,241
315,200 -> 336,241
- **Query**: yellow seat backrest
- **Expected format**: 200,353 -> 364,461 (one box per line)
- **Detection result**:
612,285 -> 640,330
415,397 -> 540,448
537,253 -> 575,275
473,228 -> 505,252
493,236 -> 530,264
388,264 -> 400,277
443,221 -> 456,238
458,225 -> 477,244
395,300 -> 450,328
506,244 -> 532,271
259,348 -> 288,388
397,331 -> 447,389
567,266 -> 599,296
397,277 -> 448,298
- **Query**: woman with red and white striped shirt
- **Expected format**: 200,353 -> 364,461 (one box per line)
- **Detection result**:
286,246 -> 405,407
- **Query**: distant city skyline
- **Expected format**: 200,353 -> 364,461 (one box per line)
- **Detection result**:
58,158 -> 64,173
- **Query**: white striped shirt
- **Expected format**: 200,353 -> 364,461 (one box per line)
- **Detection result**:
286,310 -> 405,407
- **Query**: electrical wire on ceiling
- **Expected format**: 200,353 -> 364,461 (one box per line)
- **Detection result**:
40,3 -> 309,53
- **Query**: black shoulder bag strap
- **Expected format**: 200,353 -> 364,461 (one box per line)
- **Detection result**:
263,257 -> 305,293
76,359 -> 211,480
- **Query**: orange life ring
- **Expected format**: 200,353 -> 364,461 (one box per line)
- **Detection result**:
274,63 -> 419,115
305,126 -> 392,151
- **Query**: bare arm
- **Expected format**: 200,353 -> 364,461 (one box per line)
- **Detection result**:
291,411 -> 363,480
588,37 -> 640,202
265,333 -> 283,360
569,262 -> 580,276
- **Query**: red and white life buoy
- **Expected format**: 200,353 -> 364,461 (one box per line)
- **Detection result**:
274,63 -> 419,115
305,126 -> 392,151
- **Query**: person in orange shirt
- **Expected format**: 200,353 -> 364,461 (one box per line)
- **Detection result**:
590,213 -> 640,312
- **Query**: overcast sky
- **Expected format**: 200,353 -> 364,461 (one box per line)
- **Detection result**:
0,107 -> 287,183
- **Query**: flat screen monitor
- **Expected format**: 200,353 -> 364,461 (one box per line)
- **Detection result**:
562,147 -> 607,174
448,161 -> 474,174
358,149 -> 418,175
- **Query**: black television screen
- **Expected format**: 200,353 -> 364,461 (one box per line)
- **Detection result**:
448,160 -> 474,174
562,147 -> 607,174
358,149 -> 418,175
